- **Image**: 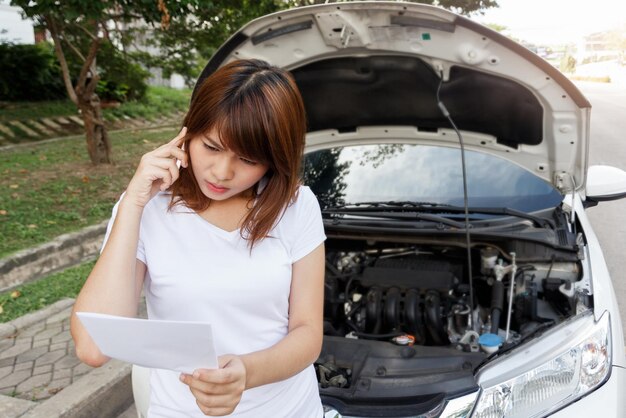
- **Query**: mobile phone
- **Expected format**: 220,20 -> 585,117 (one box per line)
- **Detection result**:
176,141 -> 185,169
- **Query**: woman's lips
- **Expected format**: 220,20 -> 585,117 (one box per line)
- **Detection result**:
206,181 -> 229,194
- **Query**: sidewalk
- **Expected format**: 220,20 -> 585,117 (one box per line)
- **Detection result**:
0,300 -> 89,405
0,298 -> 145,418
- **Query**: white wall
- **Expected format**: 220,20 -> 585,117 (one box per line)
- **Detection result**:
0,1 -> 34,44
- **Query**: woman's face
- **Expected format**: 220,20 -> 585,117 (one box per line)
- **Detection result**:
187,127 -> 269,202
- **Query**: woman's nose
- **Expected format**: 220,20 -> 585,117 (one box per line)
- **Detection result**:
213,156 -> 234,181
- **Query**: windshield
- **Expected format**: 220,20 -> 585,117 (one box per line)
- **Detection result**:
303,144 -> 562,213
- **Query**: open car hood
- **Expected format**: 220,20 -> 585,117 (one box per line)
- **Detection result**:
197,1 -> 591,192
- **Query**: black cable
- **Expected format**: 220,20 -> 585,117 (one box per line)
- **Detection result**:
436,72 -> 477,331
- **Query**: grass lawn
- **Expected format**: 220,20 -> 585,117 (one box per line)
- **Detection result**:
0,126 -> 180,258
0,86 -> 191,123
0,261 -> 94,322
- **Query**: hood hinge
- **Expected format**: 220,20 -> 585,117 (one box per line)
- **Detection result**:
554,171 -> 575,194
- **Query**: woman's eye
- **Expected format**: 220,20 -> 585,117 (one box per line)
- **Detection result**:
203,143 -> 220,152
240,157 -> 257,166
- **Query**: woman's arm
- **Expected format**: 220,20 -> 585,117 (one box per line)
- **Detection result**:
69,201 -> 147,367
181,243 -> 325,416
70,128 -> 188,367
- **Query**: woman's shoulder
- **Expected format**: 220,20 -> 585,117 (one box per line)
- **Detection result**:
282,185 -> 317,215
272,185 -> 325,259
291,184 -> 316,205
277,185 -> 320,223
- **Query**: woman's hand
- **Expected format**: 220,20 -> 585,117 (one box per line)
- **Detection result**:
180,355 -> 247,416
125,127 -> 188,208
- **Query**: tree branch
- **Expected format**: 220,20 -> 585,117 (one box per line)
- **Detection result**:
75,23 -> 98,41
84,73 -> 100,100
105,13 -> 144,20
76,36 -> 101,95
45,15 -> 78,104
61,35 -> 86,62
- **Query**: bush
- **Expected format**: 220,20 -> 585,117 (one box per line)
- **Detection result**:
0,42 -> 66,101
96,80 -> 130,103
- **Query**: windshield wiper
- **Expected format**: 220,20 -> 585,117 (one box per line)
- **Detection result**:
323,201 -> 555,229
451,206 -> 554,229
323,202 -> 467,229
323,211 -> 468,229
325,201 -> 454,210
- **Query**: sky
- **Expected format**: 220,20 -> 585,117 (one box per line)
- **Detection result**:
474,0 -> 626,45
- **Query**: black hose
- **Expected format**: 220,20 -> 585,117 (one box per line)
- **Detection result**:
345,320 -> 404,339
424,290 -> 448,345
365,287 -> 382,334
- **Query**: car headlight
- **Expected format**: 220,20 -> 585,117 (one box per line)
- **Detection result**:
471,311 -> 611,418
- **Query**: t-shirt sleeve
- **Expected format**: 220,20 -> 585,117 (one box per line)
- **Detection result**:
288,186 -> 326,263
100,192 -> 146,264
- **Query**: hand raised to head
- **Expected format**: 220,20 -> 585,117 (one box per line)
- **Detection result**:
125,127 -> 188,208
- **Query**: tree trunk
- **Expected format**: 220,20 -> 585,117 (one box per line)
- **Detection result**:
79,93 -> 112,164
44,16 -> 111,165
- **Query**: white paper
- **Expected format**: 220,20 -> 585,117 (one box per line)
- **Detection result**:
76,312 -> 218,373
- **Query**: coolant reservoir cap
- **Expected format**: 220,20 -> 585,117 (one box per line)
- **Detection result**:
478,333 -> 503,347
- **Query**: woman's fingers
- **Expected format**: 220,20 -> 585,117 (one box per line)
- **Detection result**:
170,126 -> 187,145
180,357 -> 246,416
169,127 -> 188,168
170,146 -> 188,168
137,158 -> 179,194
192,393 -> 238,416
147,167 -> 172,192
125,128 -> 189,207
181,373 -> 243,417
165,159 -> 180,190
153,138 -> 188,168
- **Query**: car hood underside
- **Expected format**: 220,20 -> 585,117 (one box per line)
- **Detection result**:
199,1 -> 591,192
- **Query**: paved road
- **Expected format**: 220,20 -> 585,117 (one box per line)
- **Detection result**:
576,81 -> 626,339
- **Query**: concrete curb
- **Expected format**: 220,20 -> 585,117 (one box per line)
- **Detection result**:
19,359 -> 133,418
0,394 -> 37,417
0,221 -> 108,292
0,298 -> 75,339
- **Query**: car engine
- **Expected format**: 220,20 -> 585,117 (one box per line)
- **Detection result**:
316,237 -> 588,404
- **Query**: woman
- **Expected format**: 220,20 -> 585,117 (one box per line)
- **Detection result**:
70,59 -> 326,417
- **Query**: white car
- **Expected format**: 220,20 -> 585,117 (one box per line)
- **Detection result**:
134,2 -> 626,417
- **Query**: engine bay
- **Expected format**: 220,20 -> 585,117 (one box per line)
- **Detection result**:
315,234 -> 589,413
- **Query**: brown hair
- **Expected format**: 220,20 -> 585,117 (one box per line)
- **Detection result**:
169,59 -> 307,249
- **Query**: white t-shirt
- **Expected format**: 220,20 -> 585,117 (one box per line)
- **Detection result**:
103,186 -> 326,418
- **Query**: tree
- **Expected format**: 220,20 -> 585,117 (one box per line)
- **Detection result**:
10,0 -> 195,164
136,1 -> 287,87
